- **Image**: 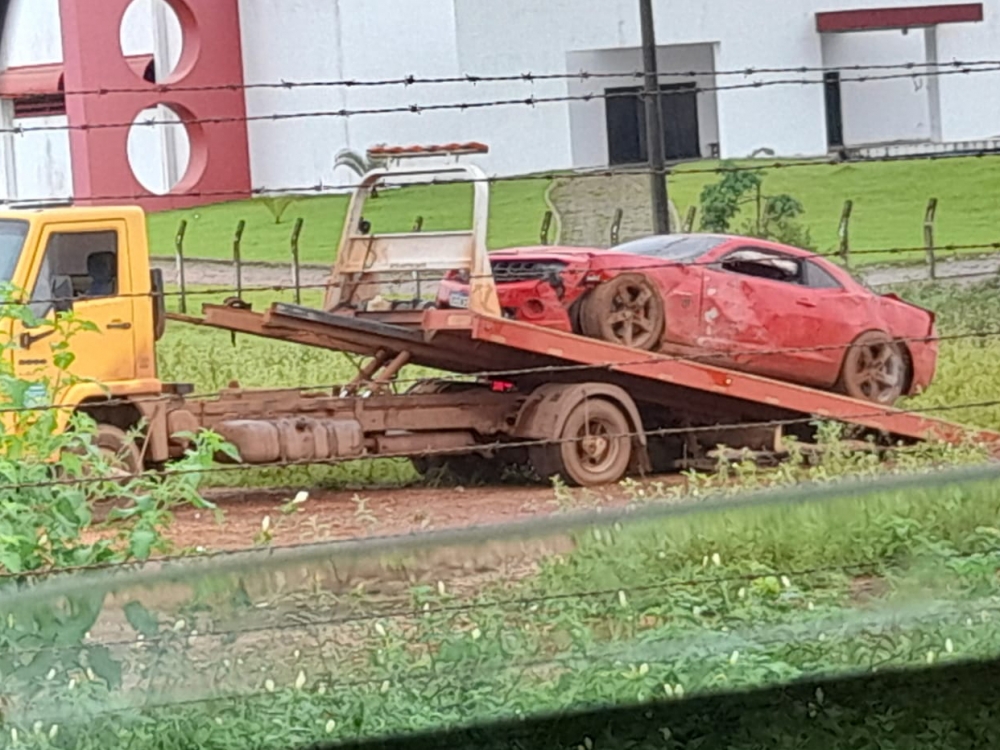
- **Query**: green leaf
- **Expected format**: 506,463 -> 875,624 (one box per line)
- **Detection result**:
53,350 -> 76,371
129,529 -> 157,561
123,601 -> 160,638
86,645 -> 122,689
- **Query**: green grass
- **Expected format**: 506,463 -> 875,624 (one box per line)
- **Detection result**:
146,178 -> 551,264
11,469 -> 1000,749
147,156 -> 1000,268
666,156 -> 1000,263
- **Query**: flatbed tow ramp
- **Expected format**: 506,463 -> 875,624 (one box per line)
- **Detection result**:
174,145 -> 999,486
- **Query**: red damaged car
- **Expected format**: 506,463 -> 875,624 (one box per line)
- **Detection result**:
438,234 -> 938,406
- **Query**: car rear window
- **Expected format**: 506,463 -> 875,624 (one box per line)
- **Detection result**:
611,235 -> 729,263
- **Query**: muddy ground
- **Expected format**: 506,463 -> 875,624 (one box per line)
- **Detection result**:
170,478 -> 685,553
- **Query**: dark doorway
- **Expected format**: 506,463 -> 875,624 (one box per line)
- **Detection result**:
824,71 -> 844,149
605,83 -> 701,165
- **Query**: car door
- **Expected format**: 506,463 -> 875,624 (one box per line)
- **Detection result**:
11,222 -> 136,397
698,247 -> 837,384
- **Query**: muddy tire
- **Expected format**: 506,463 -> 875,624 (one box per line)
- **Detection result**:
413,452 -> 508,485
580,274 -> 664,351
837,331 -> 910,406
406,380 -> 505,484
94,424 -> 143,478
529,398 -> 633,487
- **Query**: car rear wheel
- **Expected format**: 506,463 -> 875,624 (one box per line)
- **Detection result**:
838,331 -> 909,406
580,274 -> 665,351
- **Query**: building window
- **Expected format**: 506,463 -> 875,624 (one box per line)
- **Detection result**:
12,94 -> 67,119
605,83 -> 701,165
824,72 -> 844,149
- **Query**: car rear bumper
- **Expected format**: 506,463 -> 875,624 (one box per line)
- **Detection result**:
436,279 -> 575,331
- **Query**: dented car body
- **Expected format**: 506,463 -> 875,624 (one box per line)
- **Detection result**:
438,234 -> 939,404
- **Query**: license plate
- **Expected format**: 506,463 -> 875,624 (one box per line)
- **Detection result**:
449,292 -> 469,309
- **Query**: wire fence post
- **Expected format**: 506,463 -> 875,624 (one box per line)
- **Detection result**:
540,211 -> 553,245
233,219 -> 246,300
174,219 -> 188,314
610,208 -> 624,247
683,206 -> 698,233
924,198 -> 938,280
290,217 -> 304,305
837,200 -> 853,270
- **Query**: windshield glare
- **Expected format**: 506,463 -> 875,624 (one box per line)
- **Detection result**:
0,219 -> 29,285
612,234 -> 729,263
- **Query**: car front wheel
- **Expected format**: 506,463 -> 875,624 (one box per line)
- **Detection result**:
580,274 -> 665,351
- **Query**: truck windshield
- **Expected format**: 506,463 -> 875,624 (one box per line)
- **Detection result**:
0,219 -> 29,284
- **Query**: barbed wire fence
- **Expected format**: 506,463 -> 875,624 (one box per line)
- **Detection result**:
1,42 -> 1000,749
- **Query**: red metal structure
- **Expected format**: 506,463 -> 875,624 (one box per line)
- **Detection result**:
57,0 -> 251,210
816,3 -> 984,32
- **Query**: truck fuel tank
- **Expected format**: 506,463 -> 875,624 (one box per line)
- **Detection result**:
214,418 -> 365,465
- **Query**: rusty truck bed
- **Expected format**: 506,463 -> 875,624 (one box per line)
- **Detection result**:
175,303 -> 1000,450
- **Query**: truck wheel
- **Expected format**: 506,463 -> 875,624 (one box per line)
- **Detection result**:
837,331 -> 909,406
94,424 -> 143,478
406,379 -> 505,484
529,398 -> 633,487
580,274 -> 664,351
413,452 -> 504,485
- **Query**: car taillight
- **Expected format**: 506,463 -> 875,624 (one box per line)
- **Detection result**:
445,269 -> 471,284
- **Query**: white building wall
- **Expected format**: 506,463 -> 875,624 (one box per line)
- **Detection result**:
565,44 -> 720,169
237,0 -> 349,193
821,29 -> 932,146
449,0 -> 833,165
7,0 -> 1000,200
0,0 -> 62,68
935,11 -> 1000,142
10,116 -> 73,202
336,0 -> 468,182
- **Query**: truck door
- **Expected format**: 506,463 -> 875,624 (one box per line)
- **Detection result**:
12,221 -> 137,390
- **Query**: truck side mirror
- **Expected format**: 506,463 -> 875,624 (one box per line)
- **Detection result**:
51,275 -> 73,314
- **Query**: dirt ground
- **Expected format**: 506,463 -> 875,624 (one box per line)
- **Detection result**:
167,478 -> 685,553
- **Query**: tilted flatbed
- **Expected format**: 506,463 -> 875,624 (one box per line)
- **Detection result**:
159,144 -> 998,486
184,298 -> 998,450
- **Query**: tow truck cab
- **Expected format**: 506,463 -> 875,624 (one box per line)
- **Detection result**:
0,206 -> 169,462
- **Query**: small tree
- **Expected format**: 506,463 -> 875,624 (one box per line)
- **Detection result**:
699,162 -> 813,249
254,195 -> 297,225
0,290 -> 234,709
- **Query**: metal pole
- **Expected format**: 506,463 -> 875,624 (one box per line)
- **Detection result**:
639,0 -> 671,234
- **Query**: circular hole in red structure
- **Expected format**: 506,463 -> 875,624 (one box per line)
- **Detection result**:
119,0 -> 190,83
126,104 -> 194,195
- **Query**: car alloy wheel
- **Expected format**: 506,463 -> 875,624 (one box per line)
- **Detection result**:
839,331 -> 909,406
581,274 -> 665,351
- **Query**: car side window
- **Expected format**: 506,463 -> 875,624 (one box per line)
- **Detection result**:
30,230 -> 120,318
803,260 -> 843,290
718,248 -> 803,285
